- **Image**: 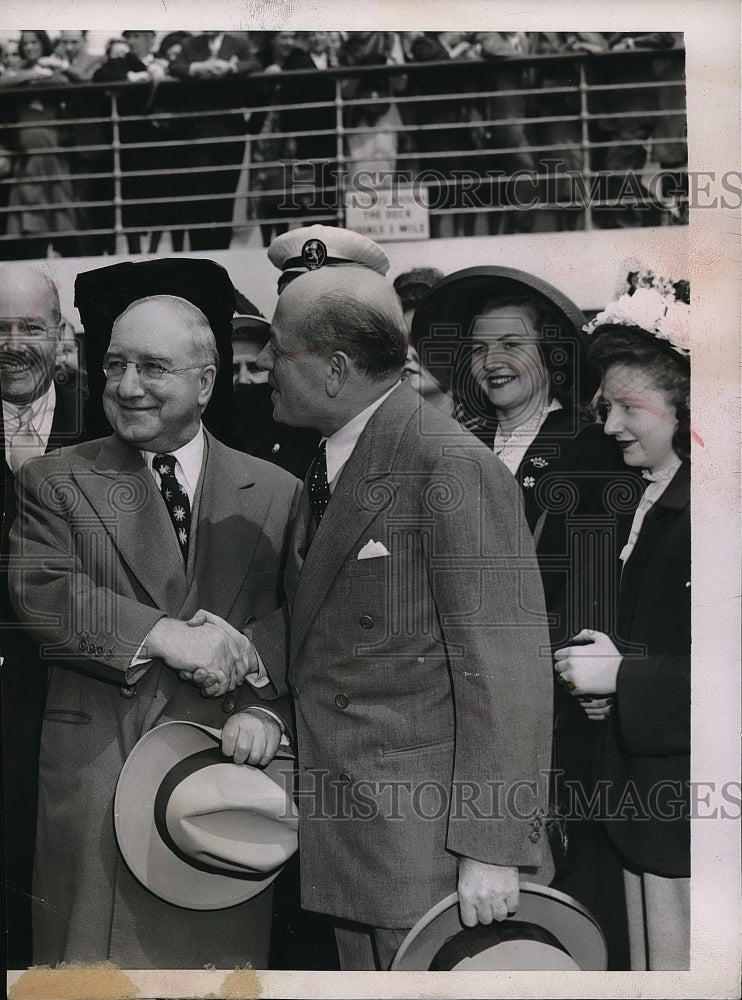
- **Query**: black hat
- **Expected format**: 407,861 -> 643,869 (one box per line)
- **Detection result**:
75,257 -> 236,445
410,265 -> 590,404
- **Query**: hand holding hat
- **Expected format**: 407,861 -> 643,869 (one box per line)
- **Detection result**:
115,721 -> 297,910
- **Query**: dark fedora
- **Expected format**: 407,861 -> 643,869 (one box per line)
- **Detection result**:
409,265 -> 590,403
391,884 -> 607,971
74,257 -> 237,444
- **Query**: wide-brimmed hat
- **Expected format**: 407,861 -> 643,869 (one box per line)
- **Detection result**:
114,721 -> 298,910
391,884 -> 607,971
409,265 -> 589,401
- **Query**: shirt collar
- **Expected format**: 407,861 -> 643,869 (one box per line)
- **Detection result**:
324,382 -> 400,485
642,453 -> 682,484
140,425 -> 205,499
3,381 -> 56,428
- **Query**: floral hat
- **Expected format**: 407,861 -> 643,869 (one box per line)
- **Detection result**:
584,259 -> 690,359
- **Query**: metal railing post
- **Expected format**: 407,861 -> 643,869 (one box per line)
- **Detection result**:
578,59 -> 594,232
110,91 -> 126,254
335,74 -> 346,227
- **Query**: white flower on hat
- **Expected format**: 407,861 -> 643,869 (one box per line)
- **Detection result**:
655,299 -> 691,353
585,265 -> 690,358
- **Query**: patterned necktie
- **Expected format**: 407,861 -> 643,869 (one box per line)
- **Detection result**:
307,440 -> 330,525
153,453 -> 191,563
7,406 -> 45,472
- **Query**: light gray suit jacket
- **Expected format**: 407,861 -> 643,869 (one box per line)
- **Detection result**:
253,383 -> 554,927
9,430 -> 300,967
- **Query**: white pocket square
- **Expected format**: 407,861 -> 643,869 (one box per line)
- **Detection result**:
357,539 -> 390,560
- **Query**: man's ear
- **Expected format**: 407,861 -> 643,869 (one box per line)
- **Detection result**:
198,364 -> 218,407
326,351 -> 351,398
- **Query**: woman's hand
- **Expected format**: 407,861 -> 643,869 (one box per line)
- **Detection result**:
554,628 -> 622,697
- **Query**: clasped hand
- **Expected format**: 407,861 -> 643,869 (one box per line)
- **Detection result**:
553,628 -> 622,720
146,613 -> 257,698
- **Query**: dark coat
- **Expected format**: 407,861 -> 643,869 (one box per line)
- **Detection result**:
1,380 -> 85,969
603,461 -> 690,877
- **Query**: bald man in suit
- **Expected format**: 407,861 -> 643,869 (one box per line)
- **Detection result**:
218,263 -> 555,970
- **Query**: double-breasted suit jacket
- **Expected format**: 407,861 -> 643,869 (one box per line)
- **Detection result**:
9,430 -> 300,967
253,383 -> 555,928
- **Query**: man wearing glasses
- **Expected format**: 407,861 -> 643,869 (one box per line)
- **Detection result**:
7,261 -> 298,968
0,262 -> 85,969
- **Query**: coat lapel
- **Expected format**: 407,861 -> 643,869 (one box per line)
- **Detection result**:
72,436 -> 188,614
187,433 -> 270,618
289,384 -> 421,659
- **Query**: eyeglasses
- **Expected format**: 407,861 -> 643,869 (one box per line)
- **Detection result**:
102,358 -> 204,383
0,318 -> 59,339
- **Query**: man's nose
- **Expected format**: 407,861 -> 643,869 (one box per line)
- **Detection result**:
116,364 -> 145,396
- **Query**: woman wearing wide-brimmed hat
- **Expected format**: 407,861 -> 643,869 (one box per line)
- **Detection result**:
553,272 -> 691,971
410,265 -> 595,533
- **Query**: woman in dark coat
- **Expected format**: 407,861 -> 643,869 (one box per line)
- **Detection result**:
410,265 -> 594,534
554,276 -> 691,970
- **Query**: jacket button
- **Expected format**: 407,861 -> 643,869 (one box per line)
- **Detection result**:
119,685 -> 137,699
338,772 -> 352,786
334,693 -> 349,709
359,615 -> 374,630
79,638 -> 88,651
95,645 -> 104,656
87,642 -> 97,654
105,649 -> 114,660
221,694 -> 236,713
289,684 -> 299,698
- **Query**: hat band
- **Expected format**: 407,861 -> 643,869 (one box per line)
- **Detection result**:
277,259 -> 376,293
430,919 -> 570,971
153,747 -> 272,882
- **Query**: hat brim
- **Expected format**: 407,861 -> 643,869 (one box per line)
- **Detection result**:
115,721 -> 296,910
409,265 -> 589,399
390,884 -> 607,971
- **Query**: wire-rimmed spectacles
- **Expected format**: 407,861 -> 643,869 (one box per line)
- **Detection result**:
102,358 -> 205,383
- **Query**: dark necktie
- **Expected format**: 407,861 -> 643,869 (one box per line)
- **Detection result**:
154,453 -> 191,563
307,440 -> 330,525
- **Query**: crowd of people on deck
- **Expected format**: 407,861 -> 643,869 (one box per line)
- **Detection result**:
0,223 -> 690,974
0,30 -> 688,257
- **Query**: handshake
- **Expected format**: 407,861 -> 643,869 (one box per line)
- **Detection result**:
144,610 -> 261,698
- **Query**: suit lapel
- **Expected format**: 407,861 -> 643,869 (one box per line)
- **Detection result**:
290,384 -> 421,659
72,436 -> 188,614
187,433 -> 268,618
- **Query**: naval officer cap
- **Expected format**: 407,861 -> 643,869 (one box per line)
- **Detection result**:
268,224 -> 390,293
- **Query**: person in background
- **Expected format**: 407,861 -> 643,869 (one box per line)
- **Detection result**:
394,267 -> 452,413
2,30 -> 80,259
169,31 -> 260,250
230,309 -> 321,480
0,264 -> 85,968
93,30 -> 165,254
411,265 -> 592,533
55,31 -> 111,256
146,30 -> 193,254
247,31 -> 301,247
554,274 -> 691,971
58,30 -> 103,81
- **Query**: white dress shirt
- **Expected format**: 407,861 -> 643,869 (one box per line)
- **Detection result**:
619,454 -> 683,566
3,382 -> 56,472
140,425 -> 204,506
324,382 -> 401,489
